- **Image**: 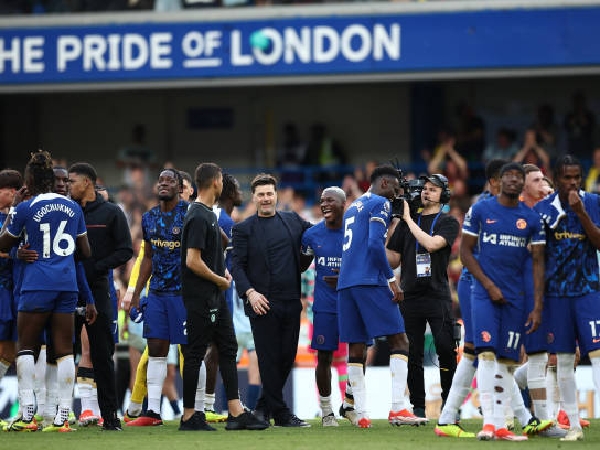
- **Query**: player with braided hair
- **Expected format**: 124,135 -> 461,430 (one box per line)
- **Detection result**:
0,150 -> 91,432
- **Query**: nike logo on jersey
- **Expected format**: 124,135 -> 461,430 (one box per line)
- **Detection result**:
485,219 -> 497,224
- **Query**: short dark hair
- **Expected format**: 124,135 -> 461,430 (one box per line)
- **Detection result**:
370,165 -> 399,184
523,163 -> 541,175
194,162 -> 221,190
554,154 -> 582,180
180,170 -> 193,186
69,162 -> 98,183
250,173 -> 277,193
0,169 -> 22,190
219,172 -> 239,203
161,168 -> 183,190
485,159 -> 508,181
500,162 -> 525,178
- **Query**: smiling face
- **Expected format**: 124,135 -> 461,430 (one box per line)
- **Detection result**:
320,190 -> 345,227
253,183 -> 277,217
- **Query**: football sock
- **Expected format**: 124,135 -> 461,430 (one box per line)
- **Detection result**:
147,356 -> 168,414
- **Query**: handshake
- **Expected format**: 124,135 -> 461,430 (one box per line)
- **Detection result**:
129,297 -> 148,324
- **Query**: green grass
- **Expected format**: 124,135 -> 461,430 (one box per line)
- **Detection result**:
2,419 -> 599,449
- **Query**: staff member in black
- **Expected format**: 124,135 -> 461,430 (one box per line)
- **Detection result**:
68,162 -> 133,430
231,173 -> 312,427
386,174 -> 459,419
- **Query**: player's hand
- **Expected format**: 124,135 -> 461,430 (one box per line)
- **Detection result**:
323,268 -> 339,289
17,244 -> 38,262
389,280 -> 403,303
568,190 -> 584,215
525,308 -> 541,334
487,284 -> 506,304
249,290 -> 270,315
12,186 -> 28,206
122,288 -> 134,312
86,303 -> 98,325
216,276 -> 231,291
402,200 -> 411,222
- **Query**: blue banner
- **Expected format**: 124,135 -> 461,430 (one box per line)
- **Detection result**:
1,6 -> 599,85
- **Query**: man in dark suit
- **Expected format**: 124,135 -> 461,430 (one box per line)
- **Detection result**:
231,173 -> 313,427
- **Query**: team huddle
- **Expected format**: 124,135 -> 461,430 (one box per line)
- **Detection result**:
0,151 -> 599,441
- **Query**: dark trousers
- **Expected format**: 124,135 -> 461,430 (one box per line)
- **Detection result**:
181,295 -> 239,409
83,285 -> 118,418
250,299 -> 301,424
400,296 -> 457,411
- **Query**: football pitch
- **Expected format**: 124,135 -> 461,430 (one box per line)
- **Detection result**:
2,419 -> 598,450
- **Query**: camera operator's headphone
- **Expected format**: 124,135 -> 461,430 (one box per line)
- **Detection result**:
429,173 -> 451,204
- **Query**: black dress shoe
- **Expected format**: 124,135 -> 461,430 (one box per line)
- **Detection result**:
225,411 -> 269,430
275,415 -> 310,428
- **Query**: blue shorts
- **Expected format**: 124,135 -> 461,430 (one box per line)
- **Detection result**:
546,292 -> 600,356
457,272 -> 474,344
0,319 -> 17,341
0,287 -> 15,322
19,290 -> 78,314
311,311 -> 341,351
143,291 -> 187,344
338,286 -> 404,343
472,292 -> 525,362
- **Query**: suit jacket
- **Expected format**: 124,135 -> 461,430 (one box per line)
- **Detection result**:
231,211 -> 312,318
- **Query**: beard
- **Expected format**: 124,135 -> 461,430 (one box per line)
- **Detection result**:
158,193 -> 175,202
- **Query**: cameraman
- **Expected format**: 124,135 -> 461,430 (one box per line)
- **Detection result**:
386,174 -> 459,419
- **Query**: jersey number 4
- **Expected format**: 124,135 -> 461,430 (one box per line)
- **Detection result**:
40,220 -> 75,258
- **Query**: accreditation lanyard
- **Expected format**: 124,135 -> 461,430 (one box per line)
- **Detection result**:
415,211 -> 442,278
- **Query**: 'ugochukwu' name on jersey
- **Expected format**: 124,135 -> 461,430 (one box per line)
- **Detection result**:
6,193 -> 87,292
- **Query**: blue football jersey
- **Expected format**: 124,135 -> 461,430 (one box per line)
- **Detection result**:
0,211 -> 12,291
462,196 -> 545,300
6,193 -> 86,292
301,221 -> 343,313
142,200 -> 188,292
338,192 -> 394,289
215,206 -> 234,270
534,192 -> 600,297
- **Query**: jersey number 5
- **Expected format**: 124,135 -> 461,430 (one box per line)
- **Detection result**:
40,220 -> 75,258
342,216 -> 355,251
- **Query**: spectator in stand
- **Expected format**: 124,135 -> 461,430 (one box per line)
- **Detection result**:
564,92 -> 596,161
428,129 -> 469,192
483,128 -> 518,162
455,103 -> 486,163
533,104 -> 559,161
304,123 -> 347,186
584,147 -> 600,194
513,129 -> 550,174
277,122 -> 306,187
341,174 -> 363,205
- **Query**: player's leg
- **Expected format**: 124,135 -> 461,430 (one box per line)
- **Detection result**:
77,325 -> 100,426
45,300 -> 77,432
435,274 -> 477,437
312,311 -> 340,426
12,291 -> 52,431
